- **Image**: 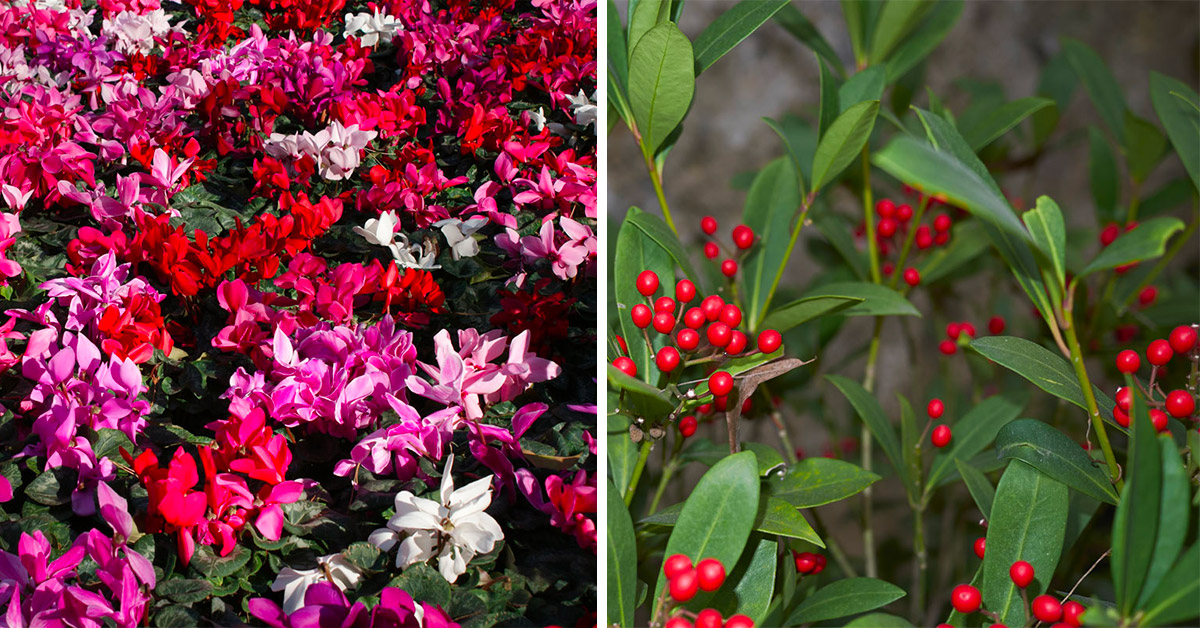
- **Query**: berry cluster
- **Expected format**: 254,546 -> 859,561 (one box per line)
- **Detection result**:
1113,325 -> 1198,431
938,317 -> 1006,355
945,561 -> 1086,627
699,216 -> 755,278
792,551 -> 827,575
927,397 -> 954,448
661,555 -> 753,628
861,194 -> 956,284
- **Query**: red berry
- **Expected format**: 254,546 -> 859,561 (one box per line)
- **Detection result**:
939,340 -> 958,355
741,397 -> 753,415
903,267 -> 920,287
934,232 -> 950,246
653,312 -> 676,335
721,259 -> 738,277
714,394 -> 729,411
897,204 -> 914,222
962,323 -> 977,338
678,415 -> 698,437
988,316 -> 1006,335
665,618 -> 692,628
676,279 -> 697,304
719,304 -> 743,328
701,216 -> 718,235
1169,325 -> 1197,354
726,331 -> 748,355
1150,409 -> 1169,432
927,399 -> 944,419
932,425 -> 952,448
636,270 -> 659,297
694,609 -> 722,628
916,226 -> 933,249
677,329 -> 700,351
655,296 -> 677,313
878,218 -> 898,238
1165,389 -> 1195,418
615,335 -> 629,356
684,307 -> 706,329
1147,339 -> 1173,366
1099,223 -> 1120,246
951,584 -> 982,613
724,615 -> 754,628
613,357 -> 637,377
709,371 -> 734,397
696,558 -> 726,591
1062,601 -> 1086,627
700,296 -> 725,321
876,198 -> 896,218
934,214 -> 952,232
758,330 -> 783,354
1115,349 -> 1141,373
947,323 -> 961,339
697,403 -> 713,415
812,555 -> 826,573
632,304 -> 653,329
1009,560 -> 1034,588
1115,387 -> 1132,411
704,242 -> 719,259
656,347 -> 681,372
1114,405 -> 1130,428
732,225 -> 754,249
1032,595 -> 1063,623
881,262 -> 895,277
973,537 -> 986,559
669,568 -> 699,602
794,551 -> 816,573
1138,285 -> 1158,307
707,322 -> 732,348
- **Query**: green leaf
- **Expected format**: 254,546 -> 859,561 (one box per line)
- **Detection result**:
1088,126 -> 1120,218
613,208 -> 674,381
1022,196 -> 1067,291
190,545 -> 251,579
982,461 -> 1069,628
956,458 -> 995,520
811,100 -> 880,194
817,56 -> 840,140
994,419 -> 1119,505
788,577 -> 906,624
1124,111 -> 1168,183
654,451 -> 760,605
826,375 -> 914,498
343,541 -> 387,572
642,496 -> 823,546
153,606 -> 202,628
606,480 -> 637,626
1141,543 -> 1200,627
714,536 -> 777,624
1112,386 -> 1163,614
1149,71 -> 1200,192
157,579 -> 214,604
627,0 -> 669,54
765,457 -> 881,509
743,442 -> 786,476
846,613 -> 914,627
962,97 -> 1054,151
841,0 -> 868,66
608,0 -> 629,96
26,468 -> 73,506
629,23 -> 695,153
762,117 -> 810,201
1135,436 -> 1190,609
868,0 -> 932,63
803,282 -> 920,317
608,365 -> 675,417
1062,37 -> 1128,145
774,4 -> 845,76
969,336 -> 1119,427
1079,216 -> 1185,277
926,394 -> 1024,491
388,563 -> 451,608
627,198 -> 703,286
608,412 -> 639,496
741,157 -> 802,328
760,295 -> 863,333
838,66 -> 886,114
692,0 -> 789,74
884,0 -> 962,82
1033,50 -> 1077,146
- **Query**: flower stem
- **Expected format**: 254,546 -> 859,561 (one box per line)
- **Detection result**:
888,194 -> 931,290
625,439 -> 653,507
859,145 -> 882,580
642,144 -> 678,237
1062,296 -> 1123,490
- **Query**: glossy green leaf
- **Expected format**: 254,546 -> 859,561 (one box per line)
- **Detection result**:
1033,50 -> 1077,146
1124,111 -> 1168,183
826,375 -> 914,497
742,158 -> 802,329
606,480 -> 637,626
926,394 -> 1024,492
1022,196 -> 1067,291
838,66 -> 886,113
868,0 -> 932,63
1088,126 -> 1120,217
956,458 -> 995,520
840,0 -> 868,66
982,461 -> 1068,628
626,208 -> 702,285
613,208 -> 674,381
1079,216 -> 1185,277
692,0 -> 789,74
608,0 -> 629,95
803,281 -> 920,317
788,577 -> 906,624
884,0 -> 961,82
1149,71 -> 1200,191
774,4 -> 845,76
969,336 -> 1119,426
765,457 -> 881,508
713,536 -> 777,623
762,116 -> 810,199
1112,386 -> 1162,614
846,613 -> 914,627
760,295 -> 862,333
811,100 -> 880,194
607,364 -> 675,417
818,55 -> 839,139
1141,543 -> 1200,627
627,0 -> 669,55
686,350 -> 785,400
629,23 -> 695,153
962,97 -> 1054,150
654,451 -> 759,604
1139,177 -> 1195,218
1063,37 -> 1127,144
743,442 -> 786,476
994,419 -> 1118,505
1135,436 -> 1190,609
608,412 -> 639,496
643,496 -> 823,546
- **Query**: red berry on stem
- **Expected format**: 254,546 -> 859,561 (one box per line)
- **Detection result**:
940,340 -> 958,355
714,394 -> 729,411
1169,325 -> 1197,354
989,316 -> 1006,335
697,403 -> 713,415
684,307 -> 706,329
701,216 -> 718,235
655,296 -> 676,313
1032,595 -> 1063,623
741,397 -> 753,415
1100,223 -> 1120,246
732,225 -> 755,249
881,262 -> 895,277
1138,285 -> 1157,306
1009,561 -> 1034,588
794,551 -> 816,573
707,322 -> 732,348
613,357 -> 636,377
701,296 -> 725,321
678,415 -> 698,437
897,204 -> 914,222
932,425 -> 952,448
724,615 -> 754,628
947,323 -> 961,339
1115,387 -> 1132,411
962,323 -> 977,338
704,242 -> 719,259
1150,409 -> 1169,432
664,554 -> 693,578
653,312 -> 675,335
721,259 -> 738,277
677,329 -> 700,351
664,617 -> 692,628
709,371 -> 734,397
934,232 -> 950,246
903,267 -> 920,287
1147,339 -> 1173,366
974,537 -> 986,559
951,584 -> 982,613
1116,349 -> 1141,373
1114,405 -> 1131,428
676,279 -> 696,304
934,214 -> 952,232
669,568 -> 699,602
927,398 -> 944,419
695,609 -> 723,628
758,329 -> 783,354
878,218 -> 898,238
632,304 -> 652,329
876,198 -> 896,218
726,331 -> 748,355
1062,601 -> 1086,627
1166,389 -> 1195,418
719,304 -> 743,328
656,347 -> 681,372
636,270 -> 659,297
812,555 -> 826,573
696,558 -> 726,591
615,335 -> 629,356
916,226 -> 933,249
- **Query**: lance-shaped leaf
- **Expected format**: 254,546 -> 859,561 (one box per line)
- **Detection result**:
607,364 -> 674,417
742,157 -> 802,328
692,0 -> 789,74
1089,126 -> 1120,217
606,480 -> 637,626
925,394 -> 1024,492
802,282 -> 920,317
1140,543 -> 1200,627
883,0 -> 962,82
810,100 -> 880,194
1135,436 -> 1190,610
826,375 -> 915,498
994,419 -> 1118,505
956,459 -> 995,521
765,457 -> 881,509
1149,71 -> 1200,192
1022,196 -> 1067,292
838,66 -> 886,113
629,23 -> 694,153
788,578 -> 906,624
1063,37 -> 1127,145
626,209 -> 703,286
614,208 -> 674,381
713,536 -> 777,624
962,97 -> 1054,150
868,0 -> 933,63
1079,216 -> 1185,278
760,295 -> 863,333
643,497 -> 823,546
774,4 -> 845,76
1112,385 -> 1163,615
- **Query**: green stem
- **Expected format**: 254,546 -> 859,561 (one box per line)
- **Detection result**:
642,145 -> 678,237
860,317 -> 884,579
1062,298 -> 1123,490
888,195 -> 932,290
911,506 -> 927,622
862,147 -> 881,284
757,199 -> 814,332
647,437 -> 685,515
625,440 -> 653,507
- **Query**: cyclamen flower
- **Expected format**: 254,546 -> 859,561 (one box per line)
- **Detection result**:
516,469 -> 597,552
266,122 -> 378,181
566,90 -> 597,128
433,217 -> 487,260
101,10 -> 177,54
344,8 -> 403,47
250,582 -> 458,628
271,554 -> 364,614
368,457 -> 503,583
354,211 -> 441,269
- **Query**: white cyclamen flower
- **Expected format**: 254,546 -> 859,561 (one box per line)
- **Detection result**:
432,217 -> 487,260
354,211 -> 441,269
271,554 -> 364,614
344,9 -> 403,47
527,107 -> 547,133
368,457 -> 503,583
102,10 -> 176,55
566,90 -> 596,128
